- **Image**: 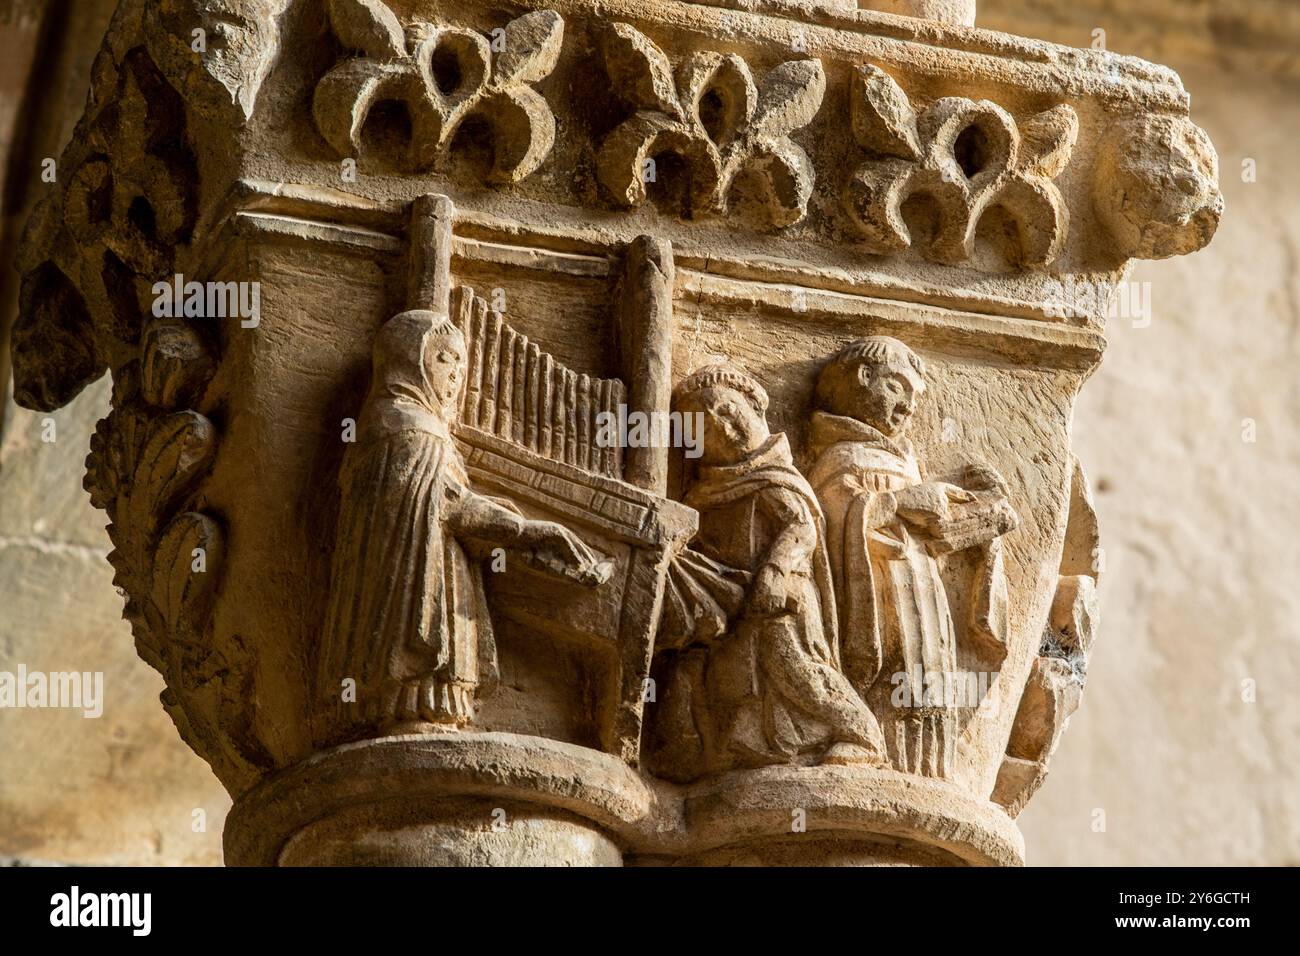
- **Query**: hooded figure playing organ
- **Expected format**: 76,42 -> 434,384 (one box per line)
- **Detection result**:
316,304 -> 601,742
650,363 -> 888,782
807,337 -> 1017,779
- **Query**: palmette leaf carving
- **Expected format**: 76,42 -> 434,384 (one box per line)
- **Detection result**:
602,22 -> 680,117
849,64 -> 921,160
153,512 -> 224,636
751,59 -> 825,141
496,9 -> 567,85
313,3 -> 564,182
1020,104 -> 1079,179
140,321 -> 215,408
597,23 -> 824,228
844,64 -> 1077,267
327,0 -> 406,60
129,411 -> 215,532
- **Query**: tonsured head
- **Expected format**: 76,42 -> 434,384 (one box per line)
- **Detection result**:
815,336 -> 926,438
673,362 -> 771,465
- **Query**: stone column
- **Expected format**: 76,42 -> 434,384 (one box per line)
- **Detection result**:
11,0 -> 1220,866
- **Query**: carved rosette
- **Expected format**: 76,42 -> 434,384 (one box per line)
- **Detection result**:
597,22 -> 825,227
313,1 -> 565,182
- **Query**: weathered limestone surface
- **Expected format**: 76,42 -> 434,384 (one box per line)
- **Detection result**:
969,6 -> 1300,867
2,0 -> 1234,866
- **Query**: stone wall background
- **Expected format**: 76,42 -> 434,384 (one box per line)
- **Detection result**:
0,1 -> 1296,866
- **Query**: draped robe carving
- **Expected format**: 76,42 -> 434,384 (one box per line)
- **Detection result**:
651,368 -> 887,781
807,411 -> 961,776
316,311 -> 497,739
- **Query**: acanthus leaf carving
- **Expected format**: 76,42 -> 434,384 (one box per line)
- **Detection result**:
844,64 -> 1077,267
313,4 -> 564,183
83,313 -> 269,792
597,23 -> 824,228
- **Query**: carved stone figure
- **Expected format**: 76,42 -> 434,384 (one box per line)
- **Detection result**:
651,364 -> 887,781
808,337 -> 1017,778
315,307 -> 600,741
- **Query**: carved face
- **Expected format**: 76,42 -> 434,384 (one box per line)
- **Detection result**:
423,333 -> 466,415
678,385 -> 770,465
855,363 -> 922,438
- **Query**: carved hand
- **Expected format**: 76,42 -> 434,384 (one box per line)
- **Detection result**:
747,564 -> 790,617
522,521 -> 606,585
894,481 -> 974,532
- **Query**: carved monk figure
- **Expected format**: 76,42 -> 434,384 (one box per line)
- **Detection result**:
316,308 -> 598,741
808,337 -> 1015,778
651,363 -> 887,781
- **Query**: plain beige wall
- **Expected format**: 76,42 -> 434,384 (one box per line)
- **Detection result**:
1,2 -> 1295,866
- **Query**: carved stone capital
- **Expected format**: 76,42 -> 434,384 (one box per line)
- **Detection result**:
13,0 -> 1221,865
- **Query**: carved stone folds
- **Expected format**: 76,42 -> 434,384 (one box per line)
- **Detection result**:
13,0 -> 1222,866
597,22 -> 825,227
845,64 -> 1077,266
314,2 -> 565,182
